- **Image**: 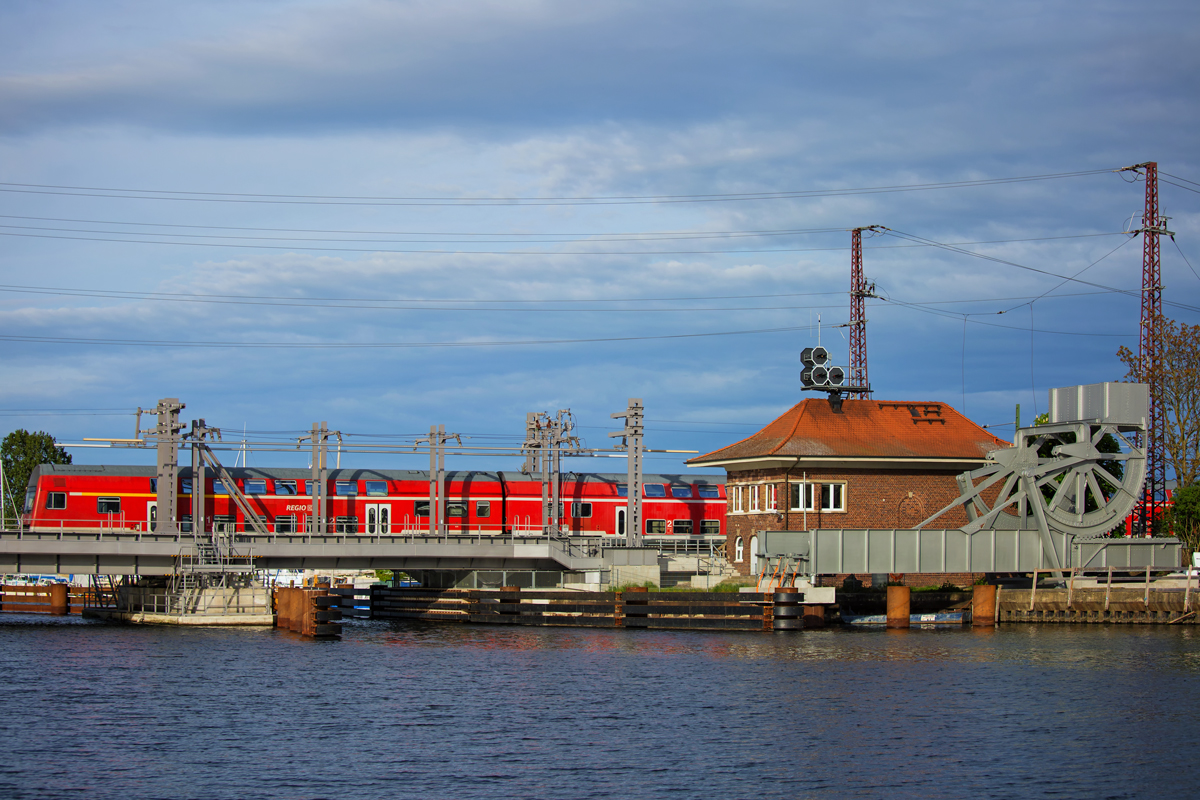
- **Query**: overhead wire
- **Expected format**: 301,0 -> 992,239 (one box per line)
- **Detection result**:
0,168 -> 1115,207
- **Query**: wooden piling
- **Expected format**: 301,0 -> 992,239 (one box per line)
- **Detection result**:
49,583 -> 69,616
886,585 -> 910,629
972,584 -> 997,627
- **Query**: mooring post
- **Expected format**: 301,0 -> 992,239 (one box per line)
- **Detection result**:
49,583 -> 69,616
972,584 -> 997,627
886,585 -> 910,629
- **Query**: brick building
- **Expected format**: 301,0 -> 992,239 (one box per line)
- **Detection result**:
688,396 -> 1007,579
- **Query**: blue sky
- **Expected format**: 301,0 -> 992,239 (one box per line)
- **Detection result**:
1,0 -> 1198,476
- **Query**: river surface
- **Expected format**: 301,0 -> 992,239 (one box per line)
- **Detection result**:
0,616 -> 1197,799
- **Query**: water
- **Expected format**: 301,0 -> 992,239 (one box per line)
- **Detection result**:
0,617 -> 1197,799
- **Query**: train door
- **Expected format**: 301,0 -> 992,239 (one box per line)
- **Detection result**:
364,503 -> 391,535
615,507 -> 626,537
147,502 -> 157,532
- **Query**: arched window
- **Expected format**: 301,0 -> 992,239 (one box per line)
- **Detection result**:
750,535 -> 759,575
735,536 -> 744,562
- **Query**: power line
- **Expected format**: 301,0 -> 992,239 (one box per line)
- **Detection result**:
0,169 -> 1115,207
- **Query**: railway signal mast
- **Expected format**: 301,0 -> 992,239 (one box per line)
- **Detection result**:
1120,162 -> 1172,536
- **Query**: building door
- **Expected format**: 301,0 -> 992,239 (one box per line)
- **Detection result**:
147,502 -> 157,532
364,503 -> 391,535
616,507 -> 626,537
750,534 -> 759,575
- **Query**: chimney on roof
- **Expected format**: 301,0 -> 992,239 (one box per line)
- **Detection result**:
828,392 -> 844,413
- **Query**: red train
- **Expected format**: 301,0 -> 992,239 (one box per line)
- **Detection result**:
22,464 -> 726,539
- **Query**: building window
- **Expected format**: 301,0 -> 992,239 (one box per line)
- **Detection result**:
365,480 -> 388,497
789,483 -> 816,511
735,536 -> 744,562
570,502 -> 593,518
672,519 -> 693,535
670,486 -> 693,499
731,485 -> 744,513
476,500 -> 490,518
97,497 -> 121,514
697,485 -> 720,499
334,481 -> 358,496
749,485 -> 760,512
701,520 -> 721,535
645,519 -> 667,534
275,480 -> 298,496
821,483 -> 846,512
644,485 -> 667,498
275,514 -> 296,534
244,480 -> 267,495
45,492 -> 66,510
765,484 -> 777,512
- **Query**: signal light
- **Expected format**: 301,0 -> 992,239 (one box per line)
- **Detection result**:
801,346 -> 828,367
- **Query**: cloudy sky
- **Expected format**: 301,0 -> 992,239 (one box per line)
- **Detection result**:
1,0 -> 1198,476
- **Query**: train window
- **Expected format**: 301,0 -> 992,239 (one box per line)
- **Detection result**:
275,514 -> 296,534
244,514 -> 268,531
97,497 -> 121,514
644,485 -> 667,498
275,480 -> 298,496
701,520 -> 721,535
244,480 -> 267,495
645,519 -> 667,534
617,485 -> 628,497
213,480 -> 229,495
447,503 -> 466,518
697,486 -> 720,499
45,492 -> 66,510
673,519 -> 693,535
476,501 -> 491,518
213,515 -> 236,534
24,489 -> 36,513
334,481 -> 358,496
180,514 -> 192,533
150,479 -> 157,493
570,502 -> 593,518
364,481 -> 388,497
181,478 -> 192,494
334,516 -> 359,533
414,501 -> 430,517
670,486 -> 693,499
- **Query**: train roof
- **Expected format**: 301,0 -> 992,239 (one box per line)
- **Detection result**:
29,463 -> 723,486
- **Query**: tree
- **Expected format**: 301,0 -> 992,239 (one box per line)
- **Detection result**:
1169,483 -> 1200,564
1,429 -> 72,526
1117,315 -> 1200,488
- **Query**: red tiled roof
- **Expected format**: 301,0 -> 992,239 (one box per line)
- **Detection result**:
689,397 -> 1008,464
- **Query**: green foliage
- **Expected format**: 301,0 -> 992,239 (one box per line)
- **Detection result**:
374,570 -> 394,583
1,429 -> 72,525
1169,483 -> 1200,561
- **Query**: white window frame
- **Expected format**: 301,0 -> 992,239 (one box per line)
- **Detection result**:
748,484 -> 760,512
765,484 -> 777,512
820,482 -> 847,512
735,536 -> 744,562
731,485 -> 744,513
789,482 -> 816,512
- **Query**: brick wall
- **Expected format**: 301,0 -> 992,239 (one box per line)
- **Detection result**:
723,467 -> 980,576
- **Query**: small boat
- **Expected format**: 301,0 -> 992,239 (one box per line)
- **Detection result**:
841,611 -> 970,626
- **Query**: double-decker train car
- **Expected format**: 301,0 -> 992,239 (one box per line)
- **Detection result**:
22,464 -> 726,539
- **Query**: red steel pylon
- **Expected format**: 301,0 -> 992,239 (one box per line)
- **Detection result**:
1125,161 -> 1168,535
849,226 -> 880,392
